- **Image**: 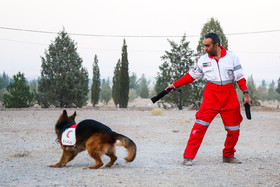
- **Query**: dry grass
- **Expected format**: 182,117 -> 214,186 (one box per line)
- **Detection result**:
151,108 -> 163,116
11,151 -> 31,158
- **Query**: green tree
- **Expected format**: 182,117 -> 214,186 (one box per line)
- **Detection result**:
197,17 -> 228,57
128,72 -> 139,101
276,78 -> 280,94
29,79 -> 38,93
155,35 -> 204,110
91,55 -> 101,106
28,78 -> 39,105
112,59 -> 121,107
3,72 -> 34,108
246,75 -> 260,106
38,28 -> 89,108
261,80 -> 267,91
138,74 -> 149,98
266,80 -> 280,101
0,76 -> 4,102
2,72 -> 11,88
100,78 -> 112,105
129,72 -> 137,89
0,76 -> 3,89
119,39 -> 129,108
269,80 -> 275,89
257,80 -> 268,101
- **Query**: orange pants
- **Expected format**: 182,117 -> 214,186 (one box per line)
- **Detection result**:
184,82 -> 243,159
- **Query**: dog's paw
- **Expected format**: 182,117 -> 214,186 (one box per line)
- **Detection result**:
48,163 -> 64,167
83,164 -> 103,169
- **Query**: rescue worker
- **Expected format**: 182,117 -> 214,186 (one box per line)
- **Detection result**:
166,32 -> 251,166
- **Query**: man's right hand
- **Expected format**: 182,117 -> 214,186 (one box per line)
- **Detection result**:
165,84 -> 176,93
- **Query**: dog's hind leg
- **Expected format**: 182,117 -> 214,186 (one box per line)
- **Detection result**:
85,150 -> 104,169
48,148 -> 78,167
105,145 -> 117,167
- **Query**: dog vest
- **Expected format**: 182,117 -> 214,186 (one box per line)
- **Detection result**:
61,124 -> 77,146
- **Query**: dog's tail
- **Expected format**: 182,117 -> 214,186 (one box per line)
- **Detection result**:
115,133 -> 136,162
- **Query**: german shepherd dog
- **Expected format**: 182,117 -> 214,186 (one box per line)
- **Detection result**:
48,110 -> 136,169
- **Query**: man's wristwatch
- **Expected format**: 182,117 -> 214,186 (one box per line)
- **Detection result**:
243,90 -> 249,94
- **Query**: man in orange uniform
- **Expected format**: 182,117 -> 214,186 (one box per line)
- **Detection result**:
166,33 -> 251,166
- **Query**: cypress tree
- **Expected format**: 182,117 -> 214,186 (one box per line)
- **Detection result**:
119,39 -> 129,108
91,55 -> 101,106
38,28 -> 89,108
112,59 -> 121,107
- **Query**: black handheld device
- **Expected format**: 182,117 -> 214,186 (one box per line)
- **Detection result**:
151,88 -> 181,103
244,103 -> 251,120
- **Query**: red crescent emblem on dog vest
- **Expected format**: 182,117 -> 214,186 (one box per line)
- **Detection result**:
66,130 -> 73,138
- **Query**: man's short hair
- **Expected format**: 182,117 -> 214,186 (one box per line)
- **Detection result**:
204,33 -> 220,46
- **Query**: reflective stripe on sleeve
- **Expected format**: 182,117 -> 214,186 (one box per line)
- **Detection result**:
196,119 -> 210,126
224,125 -> 240,131
234,64 -> 242,71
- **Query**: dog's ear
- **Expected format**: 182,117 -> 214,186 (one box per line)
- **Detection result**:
57,110 -> 68,124
63,110 -> 68,117
69,111 -> 77,122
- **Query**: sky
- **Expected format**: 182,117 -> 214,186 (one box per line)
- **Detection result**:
0,0 -> 280,85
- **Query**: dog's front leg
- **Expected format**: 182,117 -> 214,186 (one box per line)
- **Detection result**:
48,147 -> 78,167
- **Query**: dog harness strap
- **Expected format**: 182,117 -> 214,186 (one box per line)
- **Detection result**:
71,124 -> 78,128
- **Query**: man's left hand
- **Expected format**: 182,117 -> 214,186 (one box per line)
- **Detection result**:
243,93 -> 251,106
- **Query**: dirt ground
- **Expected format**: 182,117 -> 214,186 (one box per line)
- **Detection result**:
0,99 -> 279,186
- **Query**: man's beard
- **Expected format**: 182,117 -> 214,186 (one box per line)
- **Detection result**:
207,50 -> 217,56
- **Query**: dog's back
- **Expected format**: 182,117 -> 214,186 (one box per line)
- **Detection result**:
75,119 -> 116,146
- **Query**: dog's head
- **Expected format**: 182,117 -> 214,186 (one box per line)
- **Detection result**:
55,110 -> 77,136
57,110 -> 76,124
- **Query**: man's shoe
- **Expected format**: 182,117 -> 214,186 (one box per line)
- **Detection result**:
223,156 -> 242,164
182,158 -> 193,166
